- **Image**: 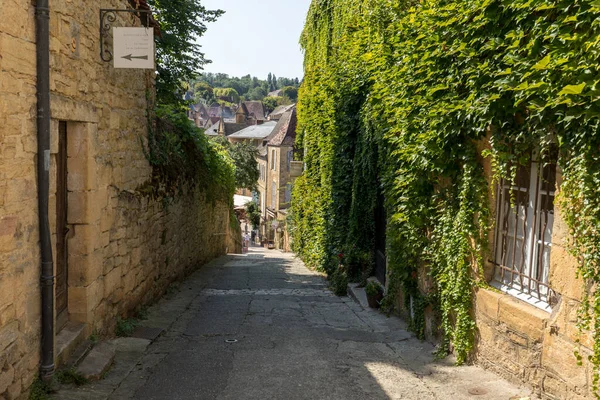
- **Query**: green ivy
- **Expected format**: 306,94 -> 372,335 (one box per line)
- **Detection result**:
140,104 -> 235,204
293,0 -> 600,384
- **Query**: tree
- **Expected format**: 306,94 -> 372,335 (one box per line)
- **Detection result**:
193,81 -> 214,103
246,87 -> 267,101
211,137 -> 259,191
214,87 -> 240,103
267,73 -> 273,91
280,86 -> 298,101
245,201 -> 261,230
147,0 -> 223,106
272,74 -> 278,90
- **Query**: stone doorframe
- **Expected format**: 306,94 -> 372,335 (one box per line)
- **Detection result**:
51,98 -> 101,331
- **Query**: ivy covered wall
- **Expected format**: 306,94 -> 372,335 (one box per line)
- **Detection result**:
292,0 -> 600,389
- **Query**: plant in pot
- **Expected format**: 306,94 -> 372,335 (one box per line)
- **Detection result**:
365,281 -> 384,308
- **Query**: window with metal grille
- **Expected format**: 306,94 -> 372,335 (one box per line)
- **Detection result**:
493,151 -> 557,306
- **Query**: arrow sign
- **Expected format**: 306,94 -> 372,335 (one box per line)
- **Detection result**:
113,27 -> 155,69
121,54 -> 149,61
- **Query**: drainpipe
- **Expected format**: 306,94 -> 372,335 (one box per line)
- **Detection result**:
36,0 -> 55,382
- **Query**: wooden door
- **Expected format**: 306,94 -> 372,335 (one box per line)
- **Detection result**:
374,192 -> 387,285
56,121 -> 69,331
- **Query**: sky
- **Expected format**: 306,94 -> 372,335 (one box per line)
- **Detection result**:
197,0 -> 311,80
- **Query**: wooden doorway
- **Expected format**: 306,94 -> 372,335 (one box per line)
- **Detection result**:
56,121 -> 69,331
374,192 -> 386,285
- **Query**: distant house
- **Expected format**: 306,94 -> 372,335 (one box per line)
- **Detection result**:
207,104 -> 236,123
268,89 -> 283,97
268,104 -> 296,121
227,121 -> 277,146
236,101 -> 267,124
256,107 -> 302,251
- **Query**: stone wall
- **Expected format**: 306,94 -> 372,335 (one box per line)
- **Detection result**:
0,1 -> 233,399
389,141 -> 593,398
475,205 -> 592,399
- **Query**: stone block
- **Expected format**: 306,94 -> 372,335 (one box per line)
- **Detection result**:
0,305 -> 16,327
104,265 -> 123,298
541,334 -> 587,390
0,365 -> 14,393
542,373 -> 568,400
68,191 -> 103,225
6,379 -> 21,400
67,156 -> 98,192
69,224 -> 102,256
498,295 -> 548,342
68,279 -> 103,316
549,246 -> 582,301
0,321 -> 19,352
68,250 -> 103,287
476,287 -> 501,319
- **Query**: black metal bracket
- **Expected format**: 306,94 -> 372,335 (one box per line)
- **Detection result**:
99,8 -> 153,62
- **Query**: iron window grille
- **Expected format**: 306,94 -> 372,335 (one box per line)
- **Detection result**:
492,149 -> 557,304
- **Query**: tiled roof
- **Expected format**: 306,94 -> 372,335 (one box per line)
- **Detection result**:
266,109 -> 297,147
207,106 -> 234,119
268,89 -> 283,97
224,122 -> 249,136
269,104 -> 296,120
242,101 -> 266,120
227,121 -> 277,139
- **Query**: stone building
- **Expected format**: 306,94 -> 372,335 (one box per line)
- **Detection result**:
257,108 -> 303,251
0,1 -> 238,398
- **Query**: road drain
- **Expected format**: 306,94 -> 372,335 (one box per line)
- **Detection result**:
468,387 -> 488,396
225,339 -> 238,343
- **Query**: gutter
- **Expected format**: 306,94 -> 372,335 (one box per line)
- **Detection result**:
36,0 -> 55,382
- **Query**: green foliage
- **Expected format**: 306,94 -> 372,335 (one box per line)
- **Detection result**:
262,96 -> 293,113
28,379 -> 52,400
115,318 -> 138,337
294,0 -> 600,377
329,267 -> 349,296
214,87 -> 240,103
193,81 -> 214,104
246,86 -> 267,101
210,136 -> 259,191
245,201 -> 261,229
142,104 -> 236,203
194,72 -> 300,99
147,0 -> 223,106
55,369 -> 88,386
365,281 -> 383,297
280,86 -> 298,101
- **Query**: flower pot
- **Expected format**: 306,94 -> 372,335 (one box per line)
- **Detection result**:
367,292 -> 383,308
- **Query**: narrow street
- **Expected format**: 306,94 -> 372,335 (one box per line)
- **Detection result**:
56,247 -> 530,400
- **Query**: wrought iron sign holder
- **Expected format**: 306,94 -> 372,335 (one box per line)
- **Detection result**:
99,8 -> 153,62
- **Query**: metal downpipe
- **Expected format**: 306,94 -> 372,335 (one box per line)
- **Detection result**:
36,0 -> 55,382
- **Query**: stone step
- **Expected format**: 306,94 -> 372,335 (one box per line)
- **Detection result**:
347,283 -> 371,310
64,339 -> 93,370
75,342 -> 116,381
55,322 -> 87,367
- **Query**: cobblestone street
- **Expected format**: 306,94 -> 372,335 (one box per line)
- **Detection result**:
54,248 -> 532,400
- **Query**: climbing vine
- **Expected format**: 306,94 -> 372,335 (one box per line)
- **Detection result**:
293,0 -> 600,382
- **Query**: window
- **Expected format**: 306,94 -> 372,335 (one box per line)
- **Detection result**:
493,151 -> 557,305
270,150 -> 277,171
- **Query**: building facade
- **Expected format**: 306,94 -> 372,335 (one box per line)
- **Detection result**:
0,1 -> 237,398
